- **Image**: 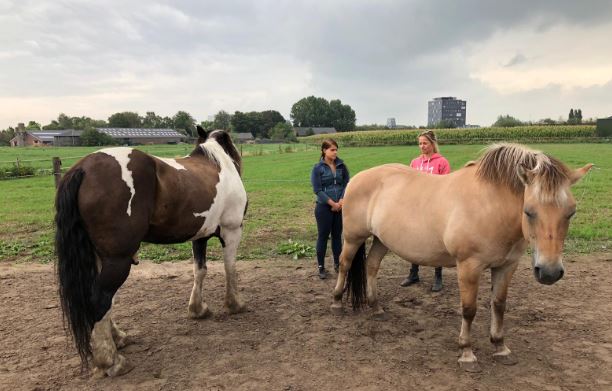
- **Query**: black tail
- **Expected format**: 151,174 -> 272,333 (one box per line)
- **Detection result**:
55,168 -> 97,366
347,242 -> 367,310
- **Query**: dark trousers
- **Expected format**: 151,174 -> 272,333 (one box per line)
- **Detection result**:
315,203 -> 343,270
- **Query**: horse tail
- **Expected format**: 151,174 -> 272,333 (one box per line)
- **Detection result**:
347,242 -> 367,310
55,168 -> 97,365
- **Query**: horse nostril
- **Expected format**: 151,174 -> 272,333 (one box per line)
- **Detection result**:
558,269 -> 564,279
534,266 -> 541,276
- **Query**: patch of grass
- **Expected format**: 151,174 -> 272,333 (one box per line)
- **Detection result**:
0,143 -> 610,263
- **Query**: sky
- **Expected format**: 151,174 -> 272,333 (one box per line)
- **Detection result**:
1,0 -> 612,129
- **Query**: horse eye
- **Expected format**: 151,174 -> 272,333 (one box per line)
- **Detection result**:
524,210 -> 535,219
567,211 -> 576,220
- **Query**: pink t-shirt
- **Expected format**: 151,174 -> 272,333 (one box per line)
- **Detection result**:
410,153 -> 451,175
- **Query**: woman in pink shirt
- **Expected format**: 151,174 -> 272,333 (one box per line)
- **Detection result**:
399,130 -> 450,292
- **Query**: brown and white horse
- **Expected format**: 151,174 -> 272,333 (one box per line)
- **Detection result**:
331,143 -> 592,372
55,127 -> 247,376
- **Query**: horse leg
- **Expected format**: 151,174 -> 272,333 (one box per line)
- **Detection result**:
456,258 -> 483,372
188,238 -> 212,319
90,256 -> 134,377
331,237 -> 365,315
111,318 -> 130,349
220,227 -> 246,314
490,260 -> 519,365
366,237 -> 388,317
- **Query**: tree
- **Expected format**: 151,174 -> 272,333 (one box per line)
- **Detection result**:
568,109 -> 575,123
199,120 -> 214,131
142,111 -> 166,128
213,110 -> 231,130
43,120 -> 62,130
25,121 -> 41,130
108,112 -> 142,128
290,96 -> 356,131
231,111 -> 260,135
260,110 -> 285,137
80,128 -> 116,146
0,127 -> 16,146
172,111 -> 196,136
45,114 -> 106,130
492,115 -> 523,127
269,122 -> 297,142
290,96 -> 330,127
328,99 -> 356,131
576,109 -> 583,124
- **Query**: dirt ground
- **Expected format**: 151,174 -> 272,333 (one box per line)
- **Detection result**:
1,253 -> 611,391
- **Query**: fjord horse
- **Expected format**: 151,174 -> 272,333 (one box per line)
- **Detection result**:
55,127 -> 247,376
331,144 -> 592,372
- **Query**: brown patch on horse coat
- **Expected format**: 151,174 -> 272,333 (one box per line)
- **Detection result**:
74,149 -> 221,254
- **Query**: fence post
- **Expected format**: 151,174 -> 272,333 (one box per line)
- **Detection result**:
53,157 -> 62,188
240,144 -> 243,157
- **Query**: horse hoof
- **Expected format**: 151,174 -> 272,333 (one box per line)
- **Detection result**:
330,304 -> 344,316
188,305 -> 212,319
459,360 -> 482,373
226,302 -> 247,315
115,335 -> 133,350
105,355 -> 134,377
493,353 -> 518,366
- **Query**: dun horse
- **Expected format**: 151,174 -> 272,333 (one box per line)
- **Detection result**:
55,127 -> 247,376
331,143 -> 592,372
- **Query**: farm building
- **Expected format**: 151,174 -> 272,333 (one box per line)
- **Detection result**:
294,127 -> 336,137
97,128 -> 185,145
232,132 -> 255,143
596,116 -> 612,137
10,131 -> 64,147
53,130 -> 83,146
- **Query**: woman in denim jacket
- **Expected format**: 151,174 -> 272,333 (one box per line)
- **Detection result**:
310,139 -> 350,279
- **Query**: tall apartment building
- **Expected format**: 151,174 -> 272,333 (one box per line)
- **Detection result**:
427,97 -> 466,127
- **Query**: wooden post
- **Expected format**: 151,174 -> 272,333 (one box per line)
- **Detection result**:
240,144 -> 243,157
53,157 -> 62,188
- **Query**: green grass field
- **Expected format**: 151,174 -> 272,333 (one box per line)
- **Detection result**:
0,143 -> 609,264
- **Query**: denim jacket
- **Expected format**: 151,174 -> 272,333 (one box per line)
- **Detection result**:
310,157 -> 350,204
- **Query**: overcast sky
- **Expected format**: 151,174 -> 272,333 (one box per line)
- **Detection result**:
1,0 -> 612,129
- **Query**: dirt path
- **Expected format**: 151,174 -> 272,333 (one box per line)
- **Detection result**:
1,253 -> 611,390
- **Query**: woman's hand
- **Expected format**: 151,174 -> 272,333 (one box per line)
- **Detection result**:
330,201 -> 341,212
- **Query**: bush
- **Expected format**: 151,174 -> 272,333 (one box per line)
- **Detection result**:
277,239 -> 315,260
0,163 -> 35,179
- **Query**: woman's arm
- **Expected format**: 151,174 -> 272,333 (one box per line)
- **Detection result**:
310,165 -> 331,204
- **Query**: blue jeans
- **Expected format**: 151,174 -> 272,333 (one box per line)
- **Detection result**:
314,203 -> 342,270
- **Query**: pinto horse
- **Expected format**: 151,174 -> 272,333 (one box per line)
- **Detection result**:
55,127 -> 247,376
331,143 -> 592,372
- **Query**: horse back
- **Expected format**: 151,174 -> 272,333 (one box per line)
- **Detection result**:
145,155 -> 223,243
73,148 -> 158,255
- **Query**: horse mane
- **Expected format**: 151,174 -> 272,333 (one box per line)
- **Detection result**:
475,143 -> 572,202
191,131 -> 242,175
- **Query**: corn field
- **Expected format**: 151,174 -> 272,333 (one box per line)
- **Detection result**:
302,125 -> 600,146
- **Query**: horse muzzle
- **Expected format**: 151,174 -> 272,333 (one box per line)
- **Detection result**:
533,263 -> 564,285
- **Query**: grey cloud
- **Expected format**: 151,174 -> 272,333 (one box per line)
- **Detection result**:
504,54 -> 527,67
1,0 -> 612,127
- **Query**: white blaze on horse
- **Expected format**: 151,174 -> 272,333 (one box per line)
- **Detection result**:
331,143 -> 592,372
55,127 -> 247,377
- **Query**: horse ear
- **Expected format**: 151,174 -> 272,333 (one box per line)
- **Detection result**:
570,163 -> 594,185
196,125 -> 208,139
517,163 -> 534,185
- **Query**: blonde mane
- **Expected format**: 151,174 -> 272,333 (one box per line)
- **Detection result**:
475,143 -> 572,202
